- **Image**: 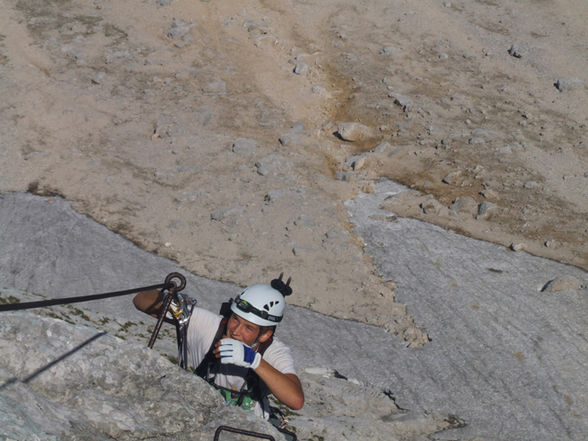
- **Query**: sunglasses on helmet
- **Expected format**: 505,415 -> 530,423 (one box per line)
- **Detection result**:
234,296 -> 282,323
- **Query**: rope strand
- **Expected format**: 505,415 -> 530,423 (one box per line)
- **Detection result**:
0,282 -> 171,312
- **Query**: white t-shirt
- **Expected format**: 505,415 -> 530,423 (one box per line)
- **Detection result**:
185,306 -> 297,418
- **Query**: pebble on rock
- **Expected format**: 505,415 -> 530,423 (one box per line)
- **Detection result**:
232,138 -> 257,156
470,128 -> 499,142
91,72 -> 106,84
468,136 -> 486,145
311,85 -> 329,96
554,77 -> 584,92
391,95 -> 413,113
380,45 -> 401,56
420,198 -> 444,215
449,196 -> 478,216
544,239 -> 560,248
480,188 -> 499,200
336,122 -> 374,142
346,154 -> 368,171
509,242 -> 525,252
264,189 -> 291,203
279,132 -> 300,146
292,246 -> 313,256
374,141 -> 391,153
541,275 -> 583,292
442,170 -> 463,186
294,61 -> 309,75
279,122 -> 306,146
508,44 -> 523,58
167,18 -> 194,40
255,154 -> 291,176
524,181 -> 540,189
476,201 -> 498,219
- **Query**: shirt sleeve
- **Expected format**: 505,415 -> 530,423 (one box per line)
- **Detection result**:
185,306 -> 222,370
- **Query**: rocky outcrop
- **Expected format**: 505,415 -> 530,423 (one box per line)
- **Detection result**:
0,312 -> 281,441
0,308 -> 456,441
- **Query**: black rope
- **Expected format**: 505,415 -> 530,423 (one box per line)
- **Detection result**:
0,282 -> 171,312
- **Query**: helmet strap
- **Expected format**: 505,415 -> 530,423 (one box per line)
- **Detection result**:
251,328 -> 264,350
251,335 -> 260,350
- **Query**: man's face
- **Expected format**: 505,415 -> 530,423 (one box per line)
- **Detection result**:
225,313 -> 262,347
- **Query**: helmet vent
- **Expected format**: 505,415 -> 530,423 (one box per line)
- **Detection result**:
264,300 -> 280,311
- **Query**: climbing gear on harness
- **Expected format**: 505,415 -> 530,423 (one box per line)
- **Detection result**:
145,273 -> 196,370
219,338 -> 262,369
161,288 -> 197,369
268,406 -> 298,441
217,387 -> 257,410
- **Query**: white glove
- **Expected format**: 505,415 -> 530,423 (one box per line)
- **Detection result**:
219,338 -> 262,369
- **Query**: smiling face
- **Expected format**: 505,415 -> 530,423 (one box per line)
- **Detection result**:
226,313 -> 272,347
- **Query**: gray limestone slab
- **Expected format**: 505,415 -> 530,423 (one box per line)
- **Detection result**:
344,180 -> 588,441
1,189 -> 587,440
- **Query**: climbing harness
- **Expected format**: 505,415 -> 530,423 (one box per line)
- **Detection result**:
194,299 -> 273,409
190,274 -> 298,441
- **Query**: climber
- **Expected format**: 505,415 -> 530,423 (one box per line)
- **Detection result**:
132,276 -> 304,420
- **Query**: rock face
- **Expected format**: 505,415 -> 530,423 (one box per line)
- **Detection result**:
0,312 -> 281,441
0,0 -> 587,350
0,0 -> 587,439
346,179 -> 588,441
2,188 -> 588,441
0,308 -> 455,441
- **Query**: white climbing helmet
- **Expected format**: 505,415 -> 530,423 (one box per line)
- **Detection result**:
231,284 -> 285,327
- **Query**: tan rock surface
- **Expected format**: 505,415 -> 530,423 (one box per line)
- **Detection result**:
0,0 -> 586,346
